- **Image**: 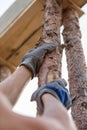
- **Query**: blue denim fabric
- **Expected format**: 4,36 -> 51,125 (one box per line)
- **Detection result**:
44,81 -> 70,107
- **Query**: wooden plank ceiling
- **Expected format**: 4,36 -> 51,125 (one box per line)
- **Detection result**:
0,0 -> 87,72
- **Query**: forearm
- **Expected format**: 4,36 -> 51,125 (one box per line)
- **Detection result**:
42,94 -> 77,130
0,66 -> 32,106
0,92 -> 45,130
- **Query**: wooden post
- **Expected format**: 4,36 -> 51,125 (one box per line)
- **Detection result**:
62,7 -> 87,130
0,65 -> 11,82
37,0 -> 63,87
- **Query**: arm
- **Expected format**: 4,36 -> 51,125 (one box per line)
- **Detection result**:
0,66 -> 32,106
0,43 -> 57,107
0,92 -> 46,130
0,90 -> 76,130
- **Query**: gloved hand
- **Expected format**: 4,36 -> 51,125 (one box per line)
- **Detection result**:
20,43 -> 57,78
31,79 -> 71,114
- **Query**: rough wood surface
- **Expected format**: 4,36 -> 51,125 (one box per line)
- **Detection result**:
62,7 -> 87,130
37,0 -> 63,87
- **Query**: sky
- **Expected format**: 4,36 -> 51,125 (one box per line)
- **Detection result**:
0,1 -> 87,117
0,0 -> 15,17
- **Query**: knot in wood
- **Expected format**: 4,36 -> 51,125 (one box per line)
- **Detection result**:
81,102 -> 87,109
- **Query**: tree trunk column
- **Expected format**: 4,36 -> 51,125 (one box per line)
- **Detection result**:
62,8 -> 87,130
37,0 -> 63,87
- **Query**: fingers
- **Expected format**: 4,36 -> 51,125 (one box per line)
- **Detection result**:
40,43 -> 57,52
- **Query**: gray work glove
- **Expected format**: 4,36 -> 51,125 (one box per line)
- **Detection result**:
20,43 -> 57,78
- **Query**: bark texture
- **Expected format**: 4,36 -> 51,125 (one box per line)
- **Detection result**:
37,0 -> 63,87
62,8 -> 87,130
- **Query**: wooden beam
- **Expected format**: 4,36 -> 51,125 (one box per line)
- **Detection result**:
0,0 -> 44,59
66,0 -> 84,17
0,0 -> 86,69
63,0 -> 84,17
73,0 -> 87,7
0,0 -> 33,37
0,0 -> 85,37
0,57 -> 16,72
8,27 -> 42,66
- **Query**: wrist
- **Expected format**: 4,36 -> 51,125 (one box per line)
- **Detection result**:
18,65 -> 32,79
